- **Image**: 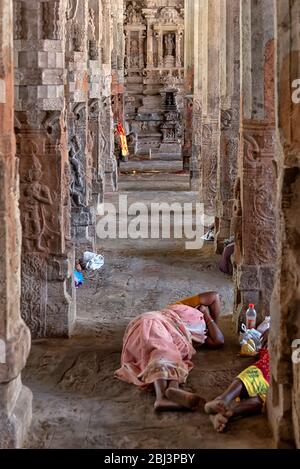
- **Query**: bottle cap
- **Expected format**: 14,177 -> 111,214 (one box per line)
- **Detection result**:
249,304 -> 255,309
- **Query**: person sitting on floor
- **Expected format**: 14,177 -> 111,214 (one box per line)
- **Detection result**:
115,292 -> 224,412
204,329 -> 270,432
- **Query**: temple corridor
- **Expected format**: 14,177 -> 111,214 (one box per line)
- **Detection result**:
0,0 -> 300,449
22,165 -> 272,449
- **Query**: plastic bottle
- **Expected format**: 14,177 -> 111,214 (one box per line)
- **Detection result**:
246,304 -> 257,329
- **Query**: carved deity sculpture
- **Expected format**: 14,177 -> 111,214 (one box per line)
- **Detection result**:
21,155 -> 54,252
130,39 -> 139,67
126,1 -> 141,24
88,8 -> 96,41
71,19 -> 84,52
164,33 -> 175,57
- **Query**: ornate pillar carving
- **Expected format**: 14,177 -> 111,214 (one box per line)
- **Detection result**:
145,14 -> 154,68
14,0 -> 76,338
199,0 -> 221,214
215,0 -> 240,252
157,30 -> 163,68
233,0 -> 276,327
0,0 -> 32,447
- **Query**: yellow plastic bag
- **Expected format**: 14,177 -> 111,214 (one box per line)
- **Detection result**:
240,339 -> 258,357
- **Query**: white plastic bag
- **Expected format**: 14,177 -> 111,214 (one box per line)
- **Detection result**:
239,324 -> 262,349
83,251 -> 105,271
257,316 -> 270,334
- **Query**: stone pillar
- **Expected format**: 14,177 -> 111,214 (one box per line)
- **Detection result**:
139,30 -> 144,69
0,0 -> 32,447
183,0 -> 194,171
102,0 -> 118,193
233,0 -> 276,325
214,0 -> 240,252
157,30 -> 163,68
65,0 -> 95,248
268,0 -> 300,449
190,0 -> 203,188
14,0 -> 75,338
145,14 -> 154,68
199,0 -> 220,214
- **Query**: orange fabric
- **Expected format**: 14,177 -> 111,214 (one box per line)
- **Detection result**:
117,122 -> 129,157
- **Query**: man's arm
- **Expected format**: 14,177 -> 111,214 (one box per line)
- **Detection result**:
200,306 -> 224,349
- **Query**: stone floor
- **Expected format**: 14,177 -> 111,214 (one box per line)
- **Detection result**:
22,156 -> 274,449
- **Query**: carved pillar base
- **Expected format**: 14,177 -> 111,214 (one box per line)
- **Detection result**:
0,376 -> 32,448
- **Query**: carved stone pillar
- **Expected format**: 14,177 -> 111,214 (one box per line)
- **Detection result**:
157,30 -> 163,68
199,0 -> 220,214
139,30 -> 144,69
65,1 -> 96,247
125,30 -> 131,70
176,30 -> 183,68
14,0 -> 75,338
268,0 -> 300,449
215,0 -> 240,252
0,0 -> 32,447
190,0 -> 203,188
233,0 -> 276,326
145,16 -> 154,68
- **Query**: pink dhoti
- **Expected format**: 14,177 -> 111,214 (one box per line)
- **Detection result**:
115,303 -> 207,387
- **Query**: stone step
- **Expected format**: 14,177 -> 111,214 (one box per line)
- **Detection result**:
120,159 -> 183,173
130,153 -> 182,161
118,179 -> 190,192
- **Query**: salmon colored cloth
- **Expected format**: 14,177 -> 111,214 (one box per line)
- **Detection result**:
115,303 -> 207,388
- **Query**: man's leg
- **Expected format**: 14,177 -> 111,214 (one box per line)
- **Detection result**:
165,381 -> 206,410
209,397 -> 263,433
205,378 -> 245,414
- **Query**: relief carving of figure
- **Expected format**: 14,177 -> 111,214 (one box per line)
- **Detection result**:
130,39 -> 139,67
164,33 -> 175,57
69,136 -> 85,207
71,19 -> 84,52
88,8 -> 96,41
21,155 -> 54,252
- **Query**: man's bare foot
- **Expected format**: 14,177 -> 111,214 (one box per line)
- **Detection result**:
209,411 -> 232,433
204,399 -> 229,415
154,398 -> 185,412
165,388 -> 205,410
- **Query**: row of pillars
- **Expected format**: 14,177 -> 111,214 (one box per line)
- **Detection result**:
184,0 -> 300,448
0,0 -> 125,448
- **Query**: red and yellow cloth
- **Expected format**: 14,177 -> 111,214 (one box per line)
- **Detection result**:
117,122 -> 129,157
238,349 -> 270,403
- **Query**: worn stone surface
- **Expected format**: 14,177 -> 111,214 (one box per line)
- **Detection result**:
22,170 -> 273,449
